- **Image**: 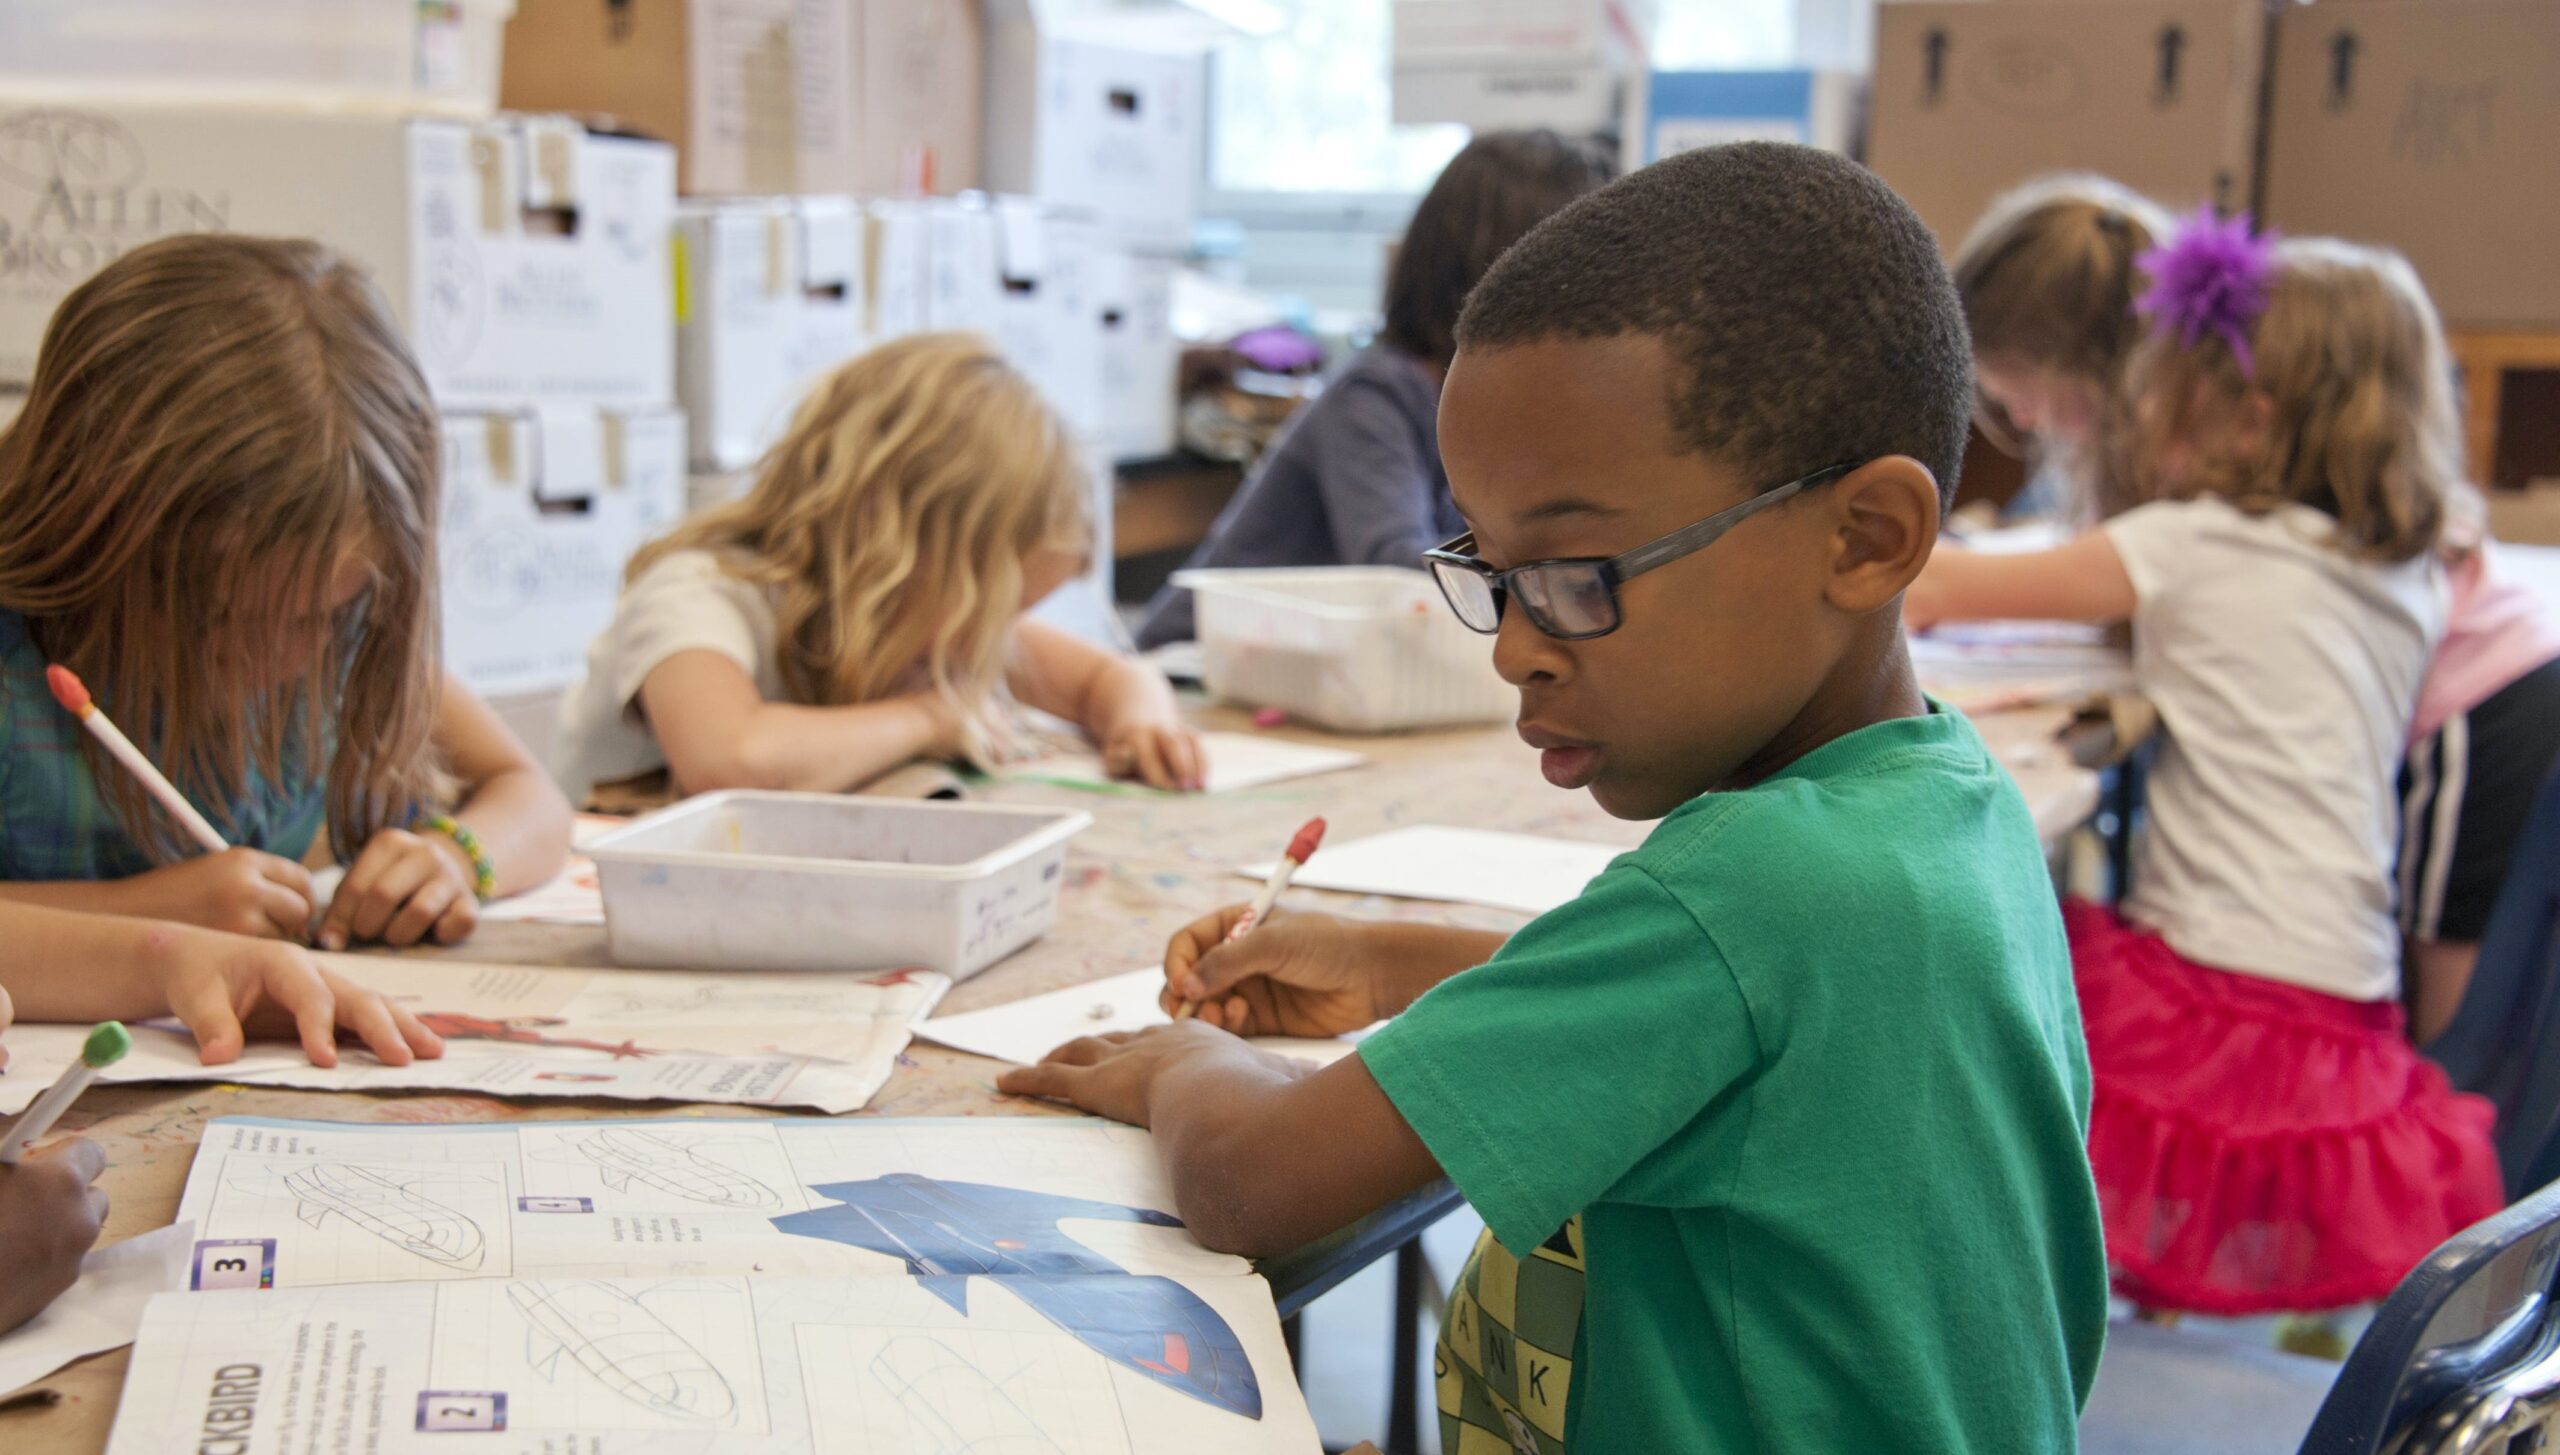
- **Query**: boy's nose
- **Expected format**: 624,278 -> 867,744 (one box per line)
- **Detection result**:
1490,608 -> 1569,687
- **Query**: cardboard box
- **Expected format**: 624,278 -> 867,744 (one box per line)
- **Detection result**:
2264,0 -> 2560,329
864,198 -> 930,340
676,196 -> 866,470
2489,484 -> 2560,547
502,0 -> 853,195
1644,68 -> 1863,160
1867,0 -> 2268,252
441,404 -> 687,695
989,197 -> 1102,441
922,193 -> 1002,338
1092,247 -> 1178,462
984,3 -> 1203,250
849,0 -> 983,194
1391,0 -> 1649,134
0,101 -> 674,406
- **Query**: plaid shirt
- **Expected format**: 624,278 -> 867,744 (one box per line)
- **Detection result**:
0,610 -> 327,880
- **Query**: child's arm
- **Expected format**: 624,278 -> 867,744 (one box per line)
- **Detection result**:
316,674 -> 572,951
0,1137 -> 105,1335
1904,532 -> 2139,631
0,849 -> 316,940
1007,620 -> 1204,791
1,901 -> 442,1067
637,650 -> 966,795
1001,1026 -> 1445,1256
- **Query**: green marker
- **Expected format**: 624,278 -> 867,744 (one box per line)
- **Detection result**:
1,1022 -> 131,1165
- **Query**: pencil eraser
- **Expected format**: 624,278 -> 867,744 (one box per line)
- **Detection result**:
43,664 -> 91,717
1252,707 -> 1288,729
1286,817 -> 1327,865
81,1021 -> 131,1069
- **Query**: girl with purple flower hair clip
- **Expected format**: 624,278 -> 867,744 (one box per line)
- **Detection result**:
1906,225 -> 2505,1322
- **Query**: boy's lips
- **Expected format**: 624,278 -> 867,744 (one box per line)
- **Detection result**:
1519,724 -> 1605,789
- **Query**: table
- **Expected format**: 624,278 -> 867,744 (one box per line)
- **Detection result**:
8,703 -> 2096,1452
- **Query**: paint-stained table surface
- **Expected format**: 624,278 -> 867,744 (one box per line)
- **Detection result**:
9,702 -> 2095,1452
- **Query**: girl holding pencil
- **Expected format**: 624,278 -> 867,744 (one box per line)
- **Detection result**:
0,235 -> 570,949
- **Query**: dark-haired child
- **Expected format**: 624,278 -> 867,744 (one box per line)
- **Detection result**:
1006,142 -> 2106,1451
1136,129 -> 1614,647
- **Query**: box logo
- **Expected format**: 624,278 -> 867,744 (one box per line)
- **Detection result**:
0,110 -> 231,285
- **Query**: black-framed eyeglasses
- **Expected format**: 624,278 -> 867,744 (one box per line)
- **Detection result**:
1423,462 -> 1858,640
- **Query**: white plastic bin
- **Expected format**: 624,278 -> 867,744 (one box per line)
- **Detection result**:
0,0 -> 515,115
584,792 -> 1092,980
1174,567 -> 1516,732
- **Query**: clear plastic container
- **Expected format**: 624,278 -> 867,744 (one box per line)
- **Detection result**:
0,0 -> 516,116
584,792 -> 1093,980
1173,566 -> 1516,732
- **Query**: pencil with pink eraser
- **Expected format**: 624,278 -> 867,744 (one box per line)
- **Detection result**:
1174,816 -> 1327,1021
46,665 -> 228,855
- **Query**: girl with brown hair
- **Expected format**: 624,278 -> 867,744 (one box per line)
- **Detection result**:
0,234 -> 571,954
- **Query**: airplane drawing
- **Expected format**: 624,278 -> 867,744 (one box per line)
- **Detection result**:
506,1281 -> 737,1423
870,1335 -> 1066,1455
280,1164 -> 487,1270
563,1128 -> 784,1210
772,1175 -> 1262,1419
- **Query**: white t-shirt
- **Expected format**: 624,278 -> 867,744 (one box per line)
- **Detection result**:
551,549 -> 787,804
2103,498 -> 2445,1001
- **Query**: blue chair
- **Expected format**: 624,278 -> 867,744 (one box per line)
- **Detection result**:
2079,1176 -> 2560,1455
2427,763 -> 2560,1199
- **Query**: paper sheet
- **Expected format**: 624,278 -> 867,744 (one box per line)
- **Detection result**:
1008,732 -> 1367,795
0,1219 -> 193,1397
916,969 -> 1376,1068
0,955 -> 946,1116
1243,824 -> 1623,916
109,1115 -> 1323,1452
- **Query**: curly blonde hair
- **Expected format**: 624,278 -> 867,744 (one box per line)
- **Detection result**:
629,333 -> 1090,761
2123,237 -> 2458,563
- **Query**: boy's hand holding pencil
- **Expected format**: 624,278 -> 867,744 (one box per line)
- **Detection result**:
1159,905 -> 1385,1038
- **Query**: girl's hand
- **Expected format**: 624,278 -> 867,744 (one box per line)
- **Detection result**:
316,828 -> 479,950
0,1138 -> 106,1335
149,928 -> 444,1068
1101,719 -> 1206,792
122,847 -> 316,940
1162,906 -> 1384,1037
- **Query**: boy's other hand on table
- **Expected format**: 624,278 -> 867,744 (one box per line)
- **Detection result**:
997,1021 -> 1310,1126
0,1137 -> 106,1334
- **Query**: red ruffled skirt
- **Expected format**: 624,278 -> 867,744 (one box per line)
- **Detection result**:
2066,901 -> 2504,1315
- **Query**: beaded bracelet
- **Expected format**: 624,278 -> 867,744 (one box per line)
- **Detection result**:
415,813 -> 496,902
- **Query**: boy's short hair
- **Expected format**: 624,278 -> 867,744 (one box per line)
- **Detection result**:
1457,142 -> 1974,512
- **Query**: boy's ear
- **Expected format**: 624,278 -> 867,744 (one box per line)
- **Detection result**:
1822,456 -> 1941,614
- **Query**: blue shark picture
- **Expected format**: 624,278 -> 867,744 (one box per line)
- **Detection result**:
771,1174 -> 1263,1419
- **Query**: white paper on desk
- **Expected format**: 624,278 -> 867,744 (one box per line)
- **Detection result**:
0,955 -> 947,1116
1910,624 -> 2132,710
0,1219 -> 192,1397
137,1115 -> 1322,1450
1244,824 -> 1623,916
917,968 -> 1377,1067
1008,731 -> 1367,794
109,1269 -> 1319,1453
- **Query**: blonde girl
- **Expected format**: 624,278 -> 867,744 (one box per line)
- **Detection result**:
1907,222 -> 2503,1314
0,234 -> 572,955
1952,174 -> 2171,522
553,333 -> 1201,803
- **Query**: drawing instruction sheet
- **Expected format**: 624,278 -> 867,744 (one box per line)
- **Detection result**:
117,1116 -> 1320,1452
0,956 -> 947,1116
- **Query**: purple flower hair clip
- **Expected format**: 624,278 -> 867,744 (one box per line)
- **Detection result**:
2135,207 -> 2281,377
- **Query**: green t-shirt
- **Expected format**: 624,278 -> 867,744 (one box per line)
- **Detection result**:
1358,705 -> 2106,1453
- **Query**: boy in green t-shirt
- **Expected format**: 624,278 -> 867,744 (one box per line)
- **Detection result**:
1000,142 -> 2107,1453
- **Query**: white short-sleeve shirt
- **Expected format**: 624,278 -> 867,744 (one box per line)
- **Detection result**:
2102,498 -> 2445,1002
550,549 -> 786,804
